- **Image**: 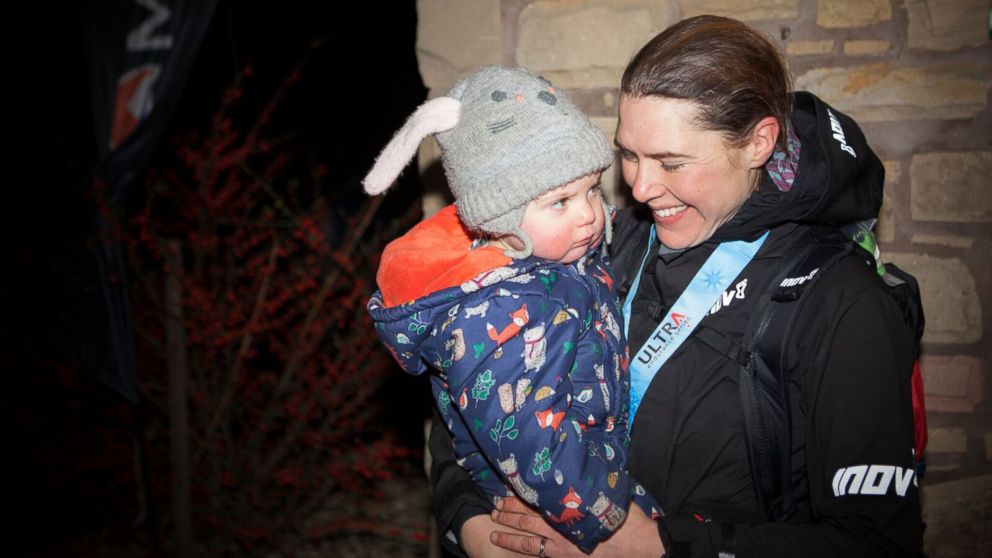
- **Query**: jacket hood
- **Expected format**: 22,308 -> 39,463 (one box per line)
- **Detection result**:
369,255 -> 566,377
369,207 -> 607,376
711,92 -> 884,242
375,205 -> 511,308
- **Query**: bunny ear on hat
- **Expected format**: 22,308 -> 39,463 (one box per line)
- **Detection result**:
363,96 -> 462,195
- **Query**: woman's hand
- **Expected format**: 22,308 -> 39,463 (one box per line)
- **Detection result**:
461,513 -> 533,558
490,496 -> 665,558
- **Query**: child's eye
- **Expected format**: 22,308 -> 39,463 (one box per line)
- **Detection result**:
550,198 -> 568,209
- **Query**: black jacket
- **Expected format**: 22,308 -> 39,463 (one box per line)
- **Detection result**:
429,92 -> 923,557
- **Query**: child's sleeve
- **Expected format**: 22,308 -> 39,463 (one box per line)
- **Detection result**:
441,291 -> 658,553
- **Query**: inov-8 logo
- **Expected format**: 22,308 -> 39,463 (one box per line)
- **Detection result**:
832,464 -> 917,497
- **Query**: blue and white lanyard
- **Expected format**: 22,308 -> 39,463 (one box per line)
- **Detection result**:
622,226 -> 769,425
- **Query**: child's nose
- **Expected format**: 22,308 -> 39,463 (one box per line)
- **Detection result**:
576,198 -> 595,224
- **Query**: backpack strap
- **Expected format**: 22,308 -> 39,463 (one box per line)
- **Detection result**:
739,226 -> 858,522
881,262 -> 928,470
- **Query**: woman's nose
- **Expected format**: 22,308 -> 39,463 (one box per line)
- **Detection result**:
630,165 -> 664,202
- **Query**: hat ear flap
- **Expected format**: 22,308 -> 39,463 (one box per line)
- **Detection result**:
363,96 -> 462,195
600,194 -> 614,246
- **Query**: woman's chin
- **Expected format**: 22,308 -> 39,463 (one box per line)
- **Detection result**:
655,226 -> 701,251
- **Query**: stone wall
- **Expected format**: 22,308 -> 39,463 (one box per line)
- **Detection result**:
414,1 -> 991,552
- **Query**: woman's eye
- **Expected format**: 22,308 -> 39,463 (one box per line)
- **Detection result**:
661,162 -> 685,171
620,151 -> 637,162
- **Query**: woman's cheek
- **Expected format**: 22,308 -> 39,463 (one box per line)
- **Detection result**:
620,161 -> 637,189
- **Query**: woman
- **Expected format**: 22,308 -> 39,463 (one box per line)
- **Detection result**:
430,15 -> 923,557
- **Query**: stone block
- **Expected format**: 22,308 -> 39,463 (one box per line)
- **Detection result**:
816,0 -> 891,28
590,117 -> 623,201
877,160 -> 899,243
794,63 -> 992,122
417,137 -> 448,217
910,235 -> 975,249
907,0 -> 990,52
923,463 -> 961,475
927,427 -> 968,453
911,152 -> 992,223
920,355 -> 983,414
681,0 -> 798,21
921,475 -> 992,557
884,159 -> 902,185
516,1 -> 666,89
843,40 -> 890,55
590,116 -> 617,141
786,40 -> 835,56
416,0 -> 501,91
876,190 -> 894,243
885,254 -> 981,344
603,91 -> 616,110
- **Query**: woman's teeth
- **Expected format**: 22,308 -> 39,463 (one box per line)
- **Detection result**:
654,205 -> 687,218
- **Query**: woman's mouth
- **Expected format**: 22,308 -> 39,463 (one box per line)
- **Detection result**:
653,205 -> 688,220
652,204 -> 689,225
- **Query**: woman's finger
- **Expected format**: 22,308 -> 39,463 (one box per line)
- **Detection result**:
497,496 -> 539,515
490,529 -> 560,556
492,508 -> 546,534
460,514 -> 533,558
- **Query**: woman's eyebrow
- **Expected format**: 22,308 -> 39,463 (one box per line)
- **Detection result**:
646,151 -> 690,159
613,139 -> 690,160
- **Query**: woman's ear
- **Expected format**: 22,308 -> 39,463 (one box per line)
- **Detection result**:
747,116 -> 780,169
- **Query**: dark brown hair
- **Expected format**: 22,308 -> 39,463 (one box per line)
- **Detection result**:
621,15 -> 793,149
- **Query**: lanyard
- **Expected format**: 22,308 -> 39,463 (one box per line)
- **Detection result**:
623,226 -> 769,425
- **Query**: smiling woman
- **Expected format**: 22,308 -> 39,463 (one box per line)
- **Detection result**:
429,15 -> 924,558
615,96 -> 776,250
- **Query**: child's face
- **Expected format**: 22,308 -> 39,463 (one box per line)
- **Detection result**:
519,172 -> 605,264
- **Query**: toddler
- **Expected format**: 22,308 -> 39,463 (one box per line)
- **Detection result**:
364,65 -> 659,552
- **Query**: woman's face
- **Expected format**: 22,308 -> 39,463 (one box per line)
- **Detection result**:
615,95 -> 760,250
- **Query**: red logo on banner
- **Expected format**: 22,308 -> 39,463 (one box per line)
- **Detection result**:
109,64 -> 161,151
671,312 -> 686,327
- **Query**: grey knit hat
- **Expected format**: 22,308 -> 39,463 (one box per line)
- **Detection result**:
364,65 -> 614,258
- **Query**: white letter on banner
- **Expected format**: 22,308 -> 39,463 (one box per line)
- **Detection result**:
127,0 -> 174,51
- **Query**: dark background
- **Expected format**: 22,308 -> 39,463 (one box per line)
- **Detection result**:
4,1 -> 429,554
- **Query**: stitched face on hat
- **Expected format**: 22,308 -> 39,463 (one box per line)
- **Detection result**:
437,66 -> 614,258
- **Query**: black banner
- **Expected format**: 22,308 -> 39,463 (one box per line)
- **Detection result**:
84,0 -> 217,400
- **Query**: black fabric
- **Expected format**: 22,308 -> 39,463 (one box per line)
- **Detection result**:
739,226 -> 858,522
720,522 -> 737,557
427,93 -> 923,557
